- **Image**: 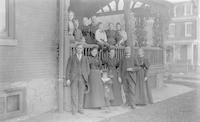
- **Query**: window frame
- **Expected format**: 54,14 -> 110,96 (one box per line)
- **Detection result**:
185,22 -> 192,37
0,0 -> 17,46
174,5 -> 177,17
184,3 -> 193,16
168,23 -> 175,38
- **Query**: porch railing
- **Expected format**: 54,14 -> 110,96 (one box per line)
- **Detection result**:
70,44 -> 163,66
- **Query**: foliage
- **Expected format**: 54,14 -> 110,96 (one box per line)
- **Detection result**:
152,15 -> 163,48
134,17 -> 147,47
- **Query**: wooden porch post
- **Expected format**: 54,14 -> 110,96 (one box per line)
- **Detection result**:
58,0 -> 70,113
58,0 -> 65,113
124,0 -> 136,56
64,0 -> 71,111
124,0 -> 132,46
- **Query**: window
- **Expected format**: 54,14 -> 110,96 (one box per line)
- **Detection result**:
169,23 -> 175,37
185,22 -> 192,37
0,88 -> 26,120
174,6 -> 177,17
184,3 -> 193,16
0,0 -> 17,46
175,5 -> 185,17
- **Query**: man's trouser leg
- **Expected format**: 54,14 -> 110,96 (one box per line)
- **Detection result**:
127,74 -> 136,107
78,76 -> 85,111
146,80 -> 153,103
123,79 -> 129,105
71,80 -> 78,113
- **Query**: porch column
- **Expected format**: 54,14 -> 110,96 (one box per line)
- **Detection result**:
197,1 -> 200,72
173,44 -> 176,63
124,0 -> 135,48
58,0 -> 66,113
64,0 -> 71,111
191,43 -> 194,65
58,0 -> 70,113
198,43 -> 200,72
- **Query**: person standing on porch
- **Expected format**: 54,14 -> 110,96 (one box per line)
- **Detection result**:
65,44 -> 90,115
81,17 -> 93,44
95,22 -> 110,51
84,46 -> 106,108
106,23 -> 117,46
115,23 -> 127,46
102,48 -> 123,106
90,16 -> 99,43
73,19 -> 85,43
119,47 -> 140,109
68,10 -> 75,41
135,48 -> 153,105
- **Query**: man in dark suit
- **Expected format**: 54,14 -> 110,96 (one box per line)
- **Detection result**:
119,47 -> 140,109
65,43 -> 90,115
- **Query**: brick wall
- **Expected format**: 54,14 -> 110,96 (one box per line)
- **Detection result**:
0,0 -> 58,83
168,20 -> 197,41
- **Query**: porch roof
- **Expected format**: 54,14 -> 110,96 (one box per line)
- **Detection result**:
69,0 -> 172,18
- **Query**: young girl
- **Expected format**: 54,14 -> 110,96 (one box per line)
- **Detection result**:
101,70 -> 114,112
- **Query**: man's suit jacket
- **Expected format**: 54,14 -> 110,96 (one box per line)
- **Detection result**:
66,54 -> 90,84
119,56 -> 140,83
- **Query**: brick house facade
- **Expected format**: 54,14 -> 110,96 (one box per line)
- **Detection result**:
165,0 -> 200,72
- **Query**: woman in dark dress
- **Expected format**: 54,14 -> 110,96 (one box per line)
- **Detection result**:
135,48 -> 153,105
84,46 -> 106,108
90,16 -> 99,41
106,23 -> 117,46
81,17 -> 94,44
103,48 -> 123,106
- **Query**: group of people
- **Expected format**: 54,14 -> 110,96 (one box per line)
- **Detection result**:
65,43 -> 153,115
68,10 -> 128,48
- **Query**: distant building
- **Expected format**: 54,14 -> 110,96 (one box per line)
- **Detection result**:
165,0 -> 200,72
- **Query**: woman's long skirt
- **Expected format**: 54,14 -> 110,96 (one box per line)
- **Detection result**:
110,69 -> 123,106
135,69 -> 153,105
84,69 -> 106,108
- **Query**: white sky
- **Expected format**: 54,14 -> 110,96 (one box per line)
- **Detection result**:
165,0 -> 192,3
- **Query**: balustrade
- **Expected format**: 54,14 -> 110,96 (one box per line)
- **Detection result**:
70,44 -> 163,67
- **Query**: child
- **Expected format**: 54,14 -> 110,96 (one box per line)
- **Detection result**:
101,70 -> 114,112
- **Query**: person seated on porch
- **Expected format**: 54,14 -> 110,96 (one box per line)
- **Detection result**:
95,22 -> 110,51
115,23 -> 127,47
72,18 -> 86,44
106,23 -> 117,46
68,10 -> 75,41
101,69 -> 114,113
90,16 -> 99,43
81,17 -> 94,44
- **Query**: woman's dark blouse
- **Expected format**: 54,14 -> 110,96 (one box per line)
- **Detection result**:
88,56 -> 102,70
81,25 -> 93,44
103,56 -> 120,70
106,30 -> 117,45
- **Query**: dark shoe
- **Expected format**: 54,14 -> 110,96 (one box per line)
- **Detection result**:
78,110 -> 84,114
130,105 -> 136,109
72,111 -> 76,115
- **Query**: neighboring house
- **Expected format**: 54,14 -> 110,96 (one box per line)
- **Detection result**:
165,0 -> 200,72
